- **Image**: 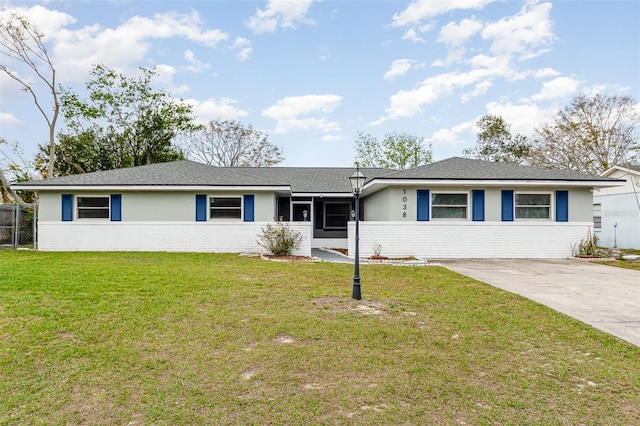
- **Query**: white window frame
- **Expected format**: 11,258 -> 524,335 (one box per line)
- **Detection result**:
76,195 -> 110,220
514,192 -> 552,221
209,196 -> 243,220
593,203 -> 602,230
323,201 -> 351,230
431,191 -> 469,220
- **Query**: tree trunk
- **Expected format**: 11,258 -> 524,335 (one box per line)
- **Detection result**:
0,169 -> 26,205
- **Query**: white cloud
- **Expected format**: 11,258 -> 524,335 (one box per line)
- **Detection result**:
0,112 -> 25,128
485,100 -> 555,135
373,68 -> 498,124
461,80 -> 493,102
0,5 -> 76,39
531,76 -> 581,101
183,50 -> 212,73
1,6 -> 233,83
245,0 -> 315,34
401,27 -> 425,43
262,94 -> 342,133
321,134 -> 343,142
187,97 -> 249,122
533,67 -> 560,78
429,118 -> 477,146
392,0 -> 496,27
231,37 -> 253,61
481,1 -> 554,59
384,59 -> 414,80
438,17 -> 483,47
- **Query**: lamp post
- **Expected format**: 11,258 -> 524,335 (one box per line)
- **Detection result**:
349,166 -> 366,300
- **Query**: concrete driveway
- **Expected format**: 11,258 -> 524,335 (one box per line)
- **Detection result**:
439,259 -> 640,347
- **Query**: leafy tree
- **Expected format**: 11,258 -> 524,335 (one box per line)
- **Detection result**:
0,12 -> 59,178
354,131 -> 432,169
462,115 -> 531,164
0,137 -> 35,204
46,64 -> 194,175
186,120 -> 283,167
530,94 -> 640,175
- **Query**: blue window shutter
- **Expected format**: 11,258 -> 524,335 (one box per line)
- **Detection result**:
556,191 -> 569,222
61,194 -> 73,221
417,190 -> 430,221
243,194 -> 254,222
110,194 -> 122,222
195,194 -> 207,222
472,190 -> 485,221
501,190 -> 514,221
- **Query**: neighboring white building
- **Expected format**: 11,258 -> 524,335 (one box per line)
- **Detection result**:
15,157 -> 624,258
593,165 -> 640,249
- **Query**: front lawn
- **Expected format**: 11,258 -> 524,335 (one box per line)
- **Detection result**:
1,252 -> 638,425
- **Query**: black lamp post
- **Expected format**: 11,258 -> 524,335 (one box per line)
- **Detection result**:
349,166 -> 366,300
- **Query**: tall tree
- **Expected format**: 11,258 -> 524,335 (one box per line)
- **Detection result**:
462,115 -> 531,164
530,94 -> 640,175
0,137 -> 31,204
186,120 -> 283,167
49,64 -> 195,175
0,12 -> 59,178
354,131 -> 432,169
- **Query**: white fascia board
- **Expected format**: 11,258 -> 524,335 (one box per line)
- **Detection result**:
15,185 -> 291,192
364,179 -> 626,190
602,165 -> 640,177
292,192 -> 354,198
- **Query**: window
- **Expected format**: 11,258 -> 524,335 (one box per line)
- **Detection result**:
77,196 -> 109,219
515,193 -> 551,219
593,203 -> 602,229
324,202 -> 351,229
210,197 -> 241,219
432,193 -> 468,219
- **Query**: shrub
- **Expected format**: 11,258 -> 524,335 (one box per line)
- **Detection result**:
257,220 -> 303,256
572,228 -> 603,258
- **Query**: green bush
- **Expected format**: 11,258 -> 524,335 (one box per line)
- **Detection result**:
257,220 -> 303,256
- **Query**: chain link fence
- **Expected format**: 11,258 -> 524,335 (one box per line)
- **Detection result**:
0,203 -> 37,249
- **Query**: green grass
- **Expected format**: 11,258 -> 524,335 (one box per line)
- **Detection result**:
1,252 -> 639,425
596,260 -> 640,271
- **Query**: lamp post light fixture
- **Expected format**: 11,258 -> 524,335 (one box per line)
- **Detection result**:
349,166 -> 366,300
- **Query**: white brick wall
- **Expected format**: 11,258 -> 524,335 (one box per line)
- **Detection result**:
38,221 -> 312,256
348,221 -> 593,259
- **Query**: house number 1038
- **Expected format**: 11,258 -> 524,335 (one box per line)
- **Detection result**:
402,189 -> 407,218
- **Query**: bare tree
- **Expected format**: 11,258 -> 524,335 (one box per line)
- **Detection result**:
0,12 -> 59,178
0,138 -> 26,204
187,120 -> 284,167
530,94 -> 640,175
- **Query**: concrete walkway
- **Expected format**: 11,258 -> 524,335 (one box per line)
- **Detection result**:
440,259 -> 640,347
312,248 -> 351,263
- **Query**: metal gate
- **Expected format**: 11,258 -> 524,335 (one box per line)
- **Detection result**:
0,203 -> 37,249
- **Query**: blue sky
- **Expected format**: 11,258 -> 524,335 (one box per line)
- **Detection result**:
1,0 -> 639,168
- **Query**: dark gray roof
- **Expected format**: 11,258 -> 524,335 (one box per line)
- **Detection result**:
15,160 -> 394,193
379,157 -> 617,182
15,157 -> 619,193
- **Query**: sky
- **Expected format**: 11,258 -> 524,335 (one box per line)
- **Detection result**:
1,0 -> 639,169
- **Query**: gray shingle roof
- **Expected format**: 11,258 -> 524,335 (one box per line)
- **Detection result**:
15,157 -> 619,193
15,160 -> 394,193
380,157 -> 616,182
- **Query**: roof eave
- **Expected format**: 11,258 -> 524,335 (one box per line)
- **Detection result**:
364,178 -> 626,189
13,184 -> 292,192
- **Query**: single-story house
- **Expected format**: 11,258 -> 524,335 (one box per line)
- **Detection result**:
593,164 -> 640,249
15,157 -> 624,258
